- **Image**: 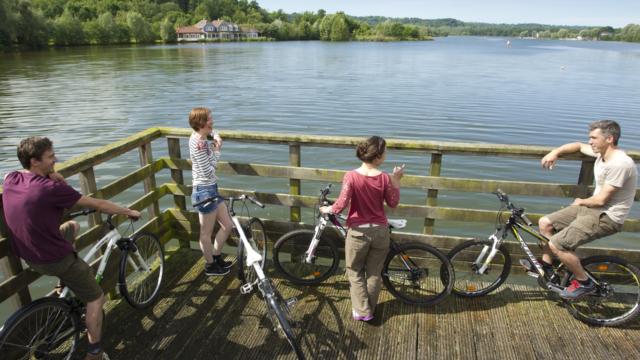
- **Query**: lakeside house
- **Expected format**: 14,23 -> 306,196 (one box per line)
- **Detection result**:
176,19 -> 260,41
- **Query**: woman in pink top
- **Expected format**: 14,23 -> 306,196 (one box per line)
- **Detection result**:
320,136 -> 404,321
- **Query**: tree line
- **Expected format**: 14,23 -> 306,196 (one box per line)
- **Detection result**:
1,0 -> 638,50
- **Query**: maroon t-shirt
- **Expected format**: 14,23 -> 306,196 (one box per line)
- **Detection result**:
2,171 -> 82,264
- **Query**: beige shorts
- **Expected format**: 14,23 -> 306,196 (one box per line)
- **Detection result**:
27,221 -> 103,303
546,205 -> 622,251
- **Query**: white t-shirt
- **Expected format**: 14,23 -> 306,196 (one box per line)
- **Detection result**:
593,150 -> 638,224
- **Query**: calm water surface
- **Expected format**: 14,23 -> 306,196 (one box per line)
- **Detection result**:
1,36 -> 639,231
1,36 -> 640,318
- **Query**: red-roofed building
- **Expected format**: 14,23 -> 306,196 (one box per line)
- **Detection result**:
177,19 -> 258,41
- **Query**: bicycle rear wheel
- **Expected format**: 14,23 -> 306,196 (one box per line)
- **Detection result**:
261,280 -> 305,359
382,242 -> 454,306
237,217 -> 267,284
563,255 -> 640,327
119,232 -> 165,309
447,239 -> 512,297
0,297 -> 80,360
273,230 -> 340,285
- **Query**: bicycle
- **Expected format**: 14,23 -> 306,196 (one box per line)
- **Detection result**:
193,194 -> 305,359
0,209 -> 164,359
272,184 -> 454,306
447,189 -> 640,326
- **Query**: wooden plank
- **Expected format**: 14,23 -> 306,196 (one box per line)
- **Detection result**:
424,153 -> 442,234
289,144 -> 301,222
79,167 -> 103,227
139,141 -> 160,220
167,137 -> 187,213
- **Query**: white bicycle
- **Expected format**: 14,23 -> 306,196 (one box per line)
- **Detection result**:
0,210 -> 164,359
194,194 -> 305,360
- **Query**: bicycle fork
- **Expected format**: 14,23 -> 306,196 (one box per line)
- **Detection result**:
473,234 -> 503,275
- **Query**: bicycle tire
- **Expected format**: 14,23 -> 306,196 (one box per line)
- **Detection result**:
563,255 -> 640,327
263,282 -> 305,359
273,229 -> 340,285
447,239 -> 512,297
382,242 -> 454,306
0,297 -> 80,360
119,232 -> 165,309
237,217 -> 267,284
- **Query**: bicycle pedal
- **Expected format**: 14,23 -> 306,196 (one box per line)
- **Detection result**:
240,283 -> 253,294
285,297 -> 298,309
526,270 -> 540,278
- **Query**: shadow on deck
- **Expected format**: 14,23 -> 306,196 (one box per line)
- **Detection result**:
98,248 -> 640,360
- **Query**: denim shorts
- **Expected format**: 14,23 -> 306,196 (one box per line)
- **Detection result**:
192,184 -> 223,214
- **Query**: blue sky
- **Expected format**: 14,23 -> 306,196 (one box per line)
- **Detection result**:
256,0 -> 640,28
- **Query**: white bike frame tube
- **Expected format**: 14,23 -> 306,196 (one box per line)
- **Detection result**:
477,234 -> 500,274
59,229 -> 121,298
304,217 -> 327,263
232,217 -> 266,280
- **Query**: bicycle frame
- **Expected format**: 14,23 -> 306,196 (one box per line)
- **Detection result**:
233,215 -> 267,293
59,226 -> 148,298
304,213 -> 346,263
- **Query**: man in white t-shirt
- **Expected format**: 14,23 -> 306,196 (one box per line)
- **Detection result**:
521,120 -> 637,299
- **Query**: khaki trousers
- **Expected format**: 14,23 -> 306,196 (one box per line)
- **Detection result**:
345,225 -> 390,317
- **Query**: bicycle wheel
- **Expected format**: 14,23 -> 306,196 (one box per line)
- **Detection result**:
0,297 -> 80,360
563,255 -> 640,327
448,239 -> 512,297
261,280 -> 305,360
237,217 -> 267,284
119,232 -> 165,309
273,229 -> 340,285
382,242 -> 454,306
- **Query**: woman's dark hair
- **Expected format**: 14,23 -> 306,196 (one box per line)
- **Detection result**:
356,136 -> 386,163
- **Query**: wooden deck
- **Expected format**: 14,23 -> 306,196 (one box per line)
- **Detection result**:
94,248 -> 640,360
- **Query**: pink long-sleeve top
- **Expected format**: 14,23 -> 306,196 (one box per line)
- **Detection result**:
331,170 -> 400,228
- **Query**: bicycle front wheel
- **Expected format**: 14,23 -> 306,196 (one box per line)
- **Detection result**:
448,239 -> 512,297
273,230 -> 340,285
564,255 -> 640,327
237,217 -> 267,284
0,297 -> 80,360
263,283 -> 305,359
382,242 -> 454,306
119,232 -> 165,309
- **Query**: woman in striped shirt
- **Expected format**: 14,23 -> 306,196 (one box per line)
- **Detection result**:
189,107 -> 234,276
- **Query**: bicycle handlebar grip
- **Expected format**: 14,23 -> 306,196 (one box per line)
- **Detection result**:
248,196 -> 265,208
522,214 -> 534,227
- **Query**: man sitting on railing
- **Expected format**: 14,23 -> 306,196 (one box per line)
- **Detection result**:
521,120 -> 637,300
2,136 -> 141,360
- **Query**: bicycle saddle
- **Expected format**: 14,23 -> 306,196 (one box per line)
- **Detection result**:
388,219 -> 407,229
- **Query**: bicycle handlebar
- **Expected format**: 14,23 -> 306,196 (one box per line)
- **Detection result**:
68,209 -> 97,218
193,194 -> 265,210
493,189 -> 533,226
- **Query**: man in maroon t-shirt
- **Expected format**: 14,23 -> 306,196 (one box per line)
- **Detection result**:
2,137 -> 140,360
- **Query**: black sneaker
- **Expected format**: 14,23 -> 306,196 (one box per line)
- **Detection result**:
204,262 -> 230,276
560,279 -> 596,300
214,254 -> 235,269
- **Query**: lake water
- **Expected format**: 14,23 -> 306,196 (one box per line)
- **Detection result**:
1,36 -> 640,320
1,36 -> 639,233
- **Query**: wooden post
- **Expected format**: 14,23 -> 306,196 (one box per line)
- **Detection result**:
79,167 -> 102,227
423,153 -> 442,234
139,142 -> 160,221
577,159 -> 595,198
289,144 -> 301,222
167,137 -> 190,249
0,200 -> 32,310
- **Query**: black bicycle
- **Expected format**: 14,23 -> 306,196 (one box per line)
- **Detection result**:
272,184 -> 454,306
0,210 -> 164,359
448,189 -> 640,327
193,194 -> 305,359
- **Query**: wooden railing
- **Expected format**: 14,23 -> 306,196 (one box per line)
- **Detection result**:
1,127 -> 639,316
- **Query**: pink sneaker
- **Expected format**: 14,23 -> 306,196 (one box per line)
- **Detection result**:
352,310 -> 373,322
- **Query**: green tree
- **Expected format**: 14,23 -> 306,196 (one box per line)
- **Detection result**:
160,17 -> 176,42
52,12 -> 85,45
15,0 -> 50,48
32,0 -> 65,19
126,11 -> 154,43
64,0 -> 96,22
329,13 -> 349,41
1,0 -> 17,47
